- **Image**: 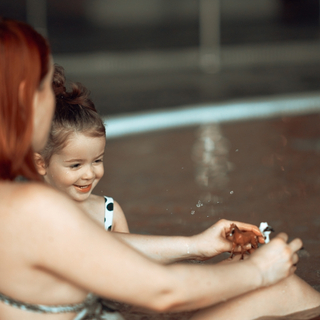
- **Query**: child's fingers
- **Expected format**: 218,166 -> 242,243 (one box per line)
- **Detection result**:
222,220 -> 263,240
232,222 -> 262,235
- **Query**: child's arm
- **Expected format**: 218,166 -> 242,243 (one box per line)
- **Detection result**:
112,219 -> 264,264
112,200 -> 129,233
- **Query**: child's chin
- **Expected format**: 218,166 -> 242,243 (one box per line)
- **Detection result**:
69,191 -> 91,202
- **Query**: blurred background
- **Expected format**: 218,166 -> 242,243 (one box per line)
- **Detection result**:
2,0 -> 320,118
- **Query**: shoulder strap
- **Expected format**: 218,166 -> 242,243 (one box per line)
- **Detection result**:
104,196 -> 114,231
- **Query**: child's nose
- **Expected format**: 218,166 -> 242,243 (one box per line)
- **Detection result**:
82,165 -> 95,179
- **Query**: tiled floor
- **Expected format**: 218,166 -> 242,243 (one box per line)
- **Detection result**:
97,112 -> 320,319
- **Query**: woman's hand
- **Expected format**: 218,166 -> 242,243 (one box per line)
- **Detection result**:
247,233 -> 302,287
191,219 -> 264,260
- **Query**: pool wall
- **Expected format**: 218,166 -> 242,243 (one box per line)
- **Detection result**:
104,92 -> 320,138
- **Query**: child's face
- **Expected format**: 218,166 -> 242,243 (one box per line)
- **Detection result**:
44,132 -> 106,202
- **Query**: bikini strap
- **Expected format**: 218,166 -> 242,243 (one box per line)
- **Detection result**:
104,196 -> 114,231
0,291 -> 92,314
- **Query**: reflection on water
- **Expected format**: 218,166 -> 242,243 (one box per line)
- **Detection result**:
192,123 -> 232,190
192,123 -> 234,215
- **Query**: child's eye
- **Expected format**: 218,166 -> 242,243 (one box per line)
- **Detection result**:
95,158 -> 103,164
70,163 -> 80,168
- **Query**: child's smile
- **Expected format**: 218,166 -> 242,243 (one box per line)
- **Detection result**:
74,184 -> 92,193
43,132 -> 106,202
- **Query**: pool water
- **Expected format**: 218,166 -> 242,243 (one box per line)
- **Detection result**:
97,113 -> 320,319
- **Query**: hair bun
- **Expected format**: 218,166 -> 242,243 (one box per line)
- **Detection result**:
52,64 -> 96,112
52,64 -> 67,97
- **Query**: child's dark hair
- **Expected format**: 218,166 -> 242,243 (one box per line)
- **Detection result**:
40,65 -> 106,164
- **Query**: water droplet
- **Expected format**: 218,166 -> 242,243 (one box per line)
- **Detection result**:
235,149 -> 239,152
191,211 -> 195,215
196,200 -> 203,207
230,191 -> 234,194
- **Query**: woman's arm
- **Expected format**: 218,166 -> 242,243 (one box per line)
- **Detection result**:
112,219 -> 264,264
22,185 -> 300,313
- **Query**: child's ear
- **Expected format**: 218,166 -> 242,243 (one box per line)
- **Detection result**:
34,153 -> 47,176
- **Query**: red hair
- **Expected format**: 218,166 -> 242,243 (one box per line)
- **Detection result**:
0,18 -> 50,181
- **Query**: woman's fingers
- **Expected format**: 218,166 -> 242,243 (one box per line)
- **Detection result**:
270,234 -> 302,266
292,252 -> 299,266
289,237 -> 303,252
274,232 -> 288,243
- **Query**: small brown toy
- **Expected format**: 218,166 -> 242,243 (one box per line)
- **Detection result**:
227,223 -> 259,259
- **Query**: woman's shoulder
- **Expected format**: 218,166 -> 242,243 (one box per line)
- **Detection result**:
1,181 -> 62,202
0,181 -> 77,221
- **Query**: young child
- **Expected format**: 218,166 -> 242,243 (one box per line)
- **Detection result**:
35,65 -> 129,233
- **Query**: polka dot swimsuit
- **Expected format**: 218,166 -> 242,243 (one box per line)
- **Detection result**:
104,196 -> 114,231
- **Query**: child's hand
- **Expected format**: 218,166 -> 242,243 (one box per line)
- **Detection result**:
247,233 -> 302,287
191,219 -> 264,260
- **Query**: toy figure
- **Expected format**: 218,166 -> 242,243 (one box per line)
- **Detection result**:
259,222 -> 274,243
227,223 -> 259,259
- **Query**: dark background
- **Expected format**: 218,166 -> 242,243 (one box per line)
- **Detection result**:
2,0 -> 320,116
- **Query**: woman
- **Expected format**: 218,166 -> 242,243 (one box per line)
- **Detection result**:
0,18 -> 319,320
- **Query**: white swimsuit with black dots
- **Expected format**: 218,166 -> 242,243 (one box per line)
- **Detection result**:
104,196 -> 114,231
